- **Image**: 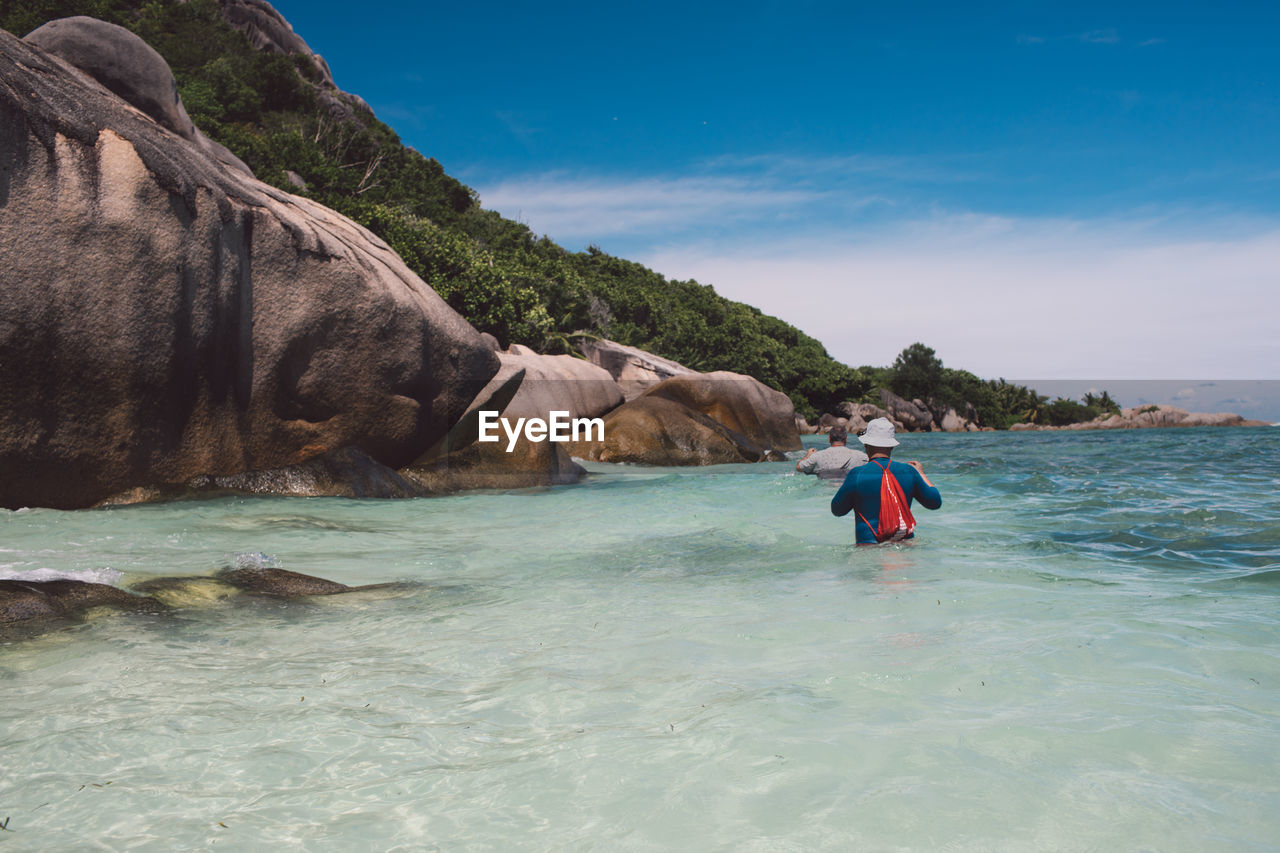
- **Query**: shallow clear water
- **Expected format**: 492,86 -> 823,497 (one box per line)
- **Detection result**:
2,427 -> 1279,851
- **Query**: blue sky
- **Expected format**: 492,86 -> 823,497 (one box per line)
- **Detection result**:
271,0 -> 1279,383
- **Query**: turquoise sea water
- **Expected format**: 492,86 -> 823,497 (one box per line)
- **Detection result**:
2,427 -> 1278,851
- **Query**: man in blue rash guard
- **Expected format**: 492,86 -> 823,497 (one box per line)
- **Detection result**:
831,417 -> 942,544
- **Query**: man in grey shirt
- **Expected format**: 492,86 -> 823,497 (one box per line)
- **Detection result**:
795,425 -> 868,480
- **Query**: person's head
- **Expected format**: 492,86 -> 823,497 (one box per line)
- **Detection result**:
828,425 -> 848,445
858,417 -> 899,455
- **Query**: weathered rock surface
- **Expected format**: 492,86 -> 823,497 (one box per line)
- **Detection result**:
188,447 -> 429,498
0,25 -> 500,509
835,401 -> 894,434
936,407 -> 967,432
0,582 -> 64,623
569,396 -> 782,466
579,339 -> 696,400
26,17 -> 196,138
218,567 -> 352,596
642,371 -> 801,452
25,16 -> 252,176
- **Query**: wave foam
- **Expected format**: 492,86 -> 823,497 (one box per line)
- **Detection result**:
232,552 -> 282,570
0,566 -> 124,585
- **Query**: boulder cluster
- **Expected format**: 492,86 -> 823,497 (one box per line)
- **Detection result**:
807,389 -> 987,436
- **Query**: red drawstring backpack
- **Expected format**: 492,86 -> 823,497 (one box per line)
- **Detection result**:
858,460 -> 916,543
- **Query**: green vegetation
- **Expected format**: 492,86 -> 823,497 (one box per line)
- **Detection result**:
868,343 -> 1124,429
3,1 -> 1105,427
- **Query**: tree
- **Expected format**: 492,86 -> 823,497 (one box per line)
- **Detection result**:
890,343 -> 944,402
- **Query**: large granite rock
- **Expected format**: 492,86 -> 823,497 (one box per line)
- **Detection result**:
579,339 -> 696,400
642,371 -> 801,452
0,25 -> 500,509
400,346 -> 614,491
569,396 -> 781,466
569,369 -> 794,465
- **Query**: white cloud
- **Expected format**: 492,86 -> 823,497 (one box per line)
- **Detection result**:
475,154 -> 974,245
641,218 -> 1280,380
1080,28 -> 1122,44
473,160 -> 1280,380
479,173 -> 853,240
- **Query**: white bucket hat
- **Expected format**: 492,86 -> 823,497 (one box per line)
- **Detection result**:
858,417 -> 900,447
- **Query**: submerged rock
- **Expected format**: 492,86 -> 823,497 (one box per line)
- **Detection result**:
0,25 -> 500,509
0,568 -> 401,639
216,567 -> 352,597
132,568 -> 403,607
130,576 -> 241,608
0,579 -> 167,628
0,582 -> 64,623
